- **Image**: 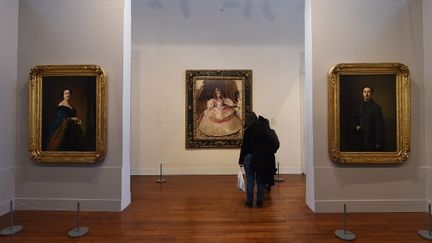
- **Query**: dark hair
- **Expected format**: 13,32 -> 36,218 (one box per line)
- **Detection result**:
212,87 -> 225,99
245,111 -> 258,128
61,89 -> 71,98
361,85 -> 374,93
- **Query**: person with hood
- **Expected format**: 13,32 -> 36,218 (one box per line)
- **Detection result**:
250,116 -> 279,207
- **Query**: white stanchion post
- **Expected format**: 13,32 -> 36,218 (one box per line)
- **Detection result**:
418,203 -> 432,240
67,202 -> 89,238
0,201 -> 23,236
334,204 -> 356,241
156,163 -> 167,183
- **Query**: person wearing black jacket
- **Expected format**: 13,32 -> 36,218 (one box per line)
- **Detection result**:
238,112 -> 258,208
250,116 -> 279,208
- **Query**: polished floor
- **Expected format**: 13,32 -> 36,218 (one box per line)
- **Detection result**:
0,175 -> 430,242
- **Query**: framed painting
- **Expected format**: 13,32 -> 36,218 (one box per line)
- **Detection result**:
185,69 -> 252,148
28,65 -> 107,163
328,63 -> 410,164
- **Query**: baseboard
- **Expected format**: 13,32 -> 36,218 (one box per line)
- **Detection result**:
315,199 -> 427,213
14,198 -> 122,212
0,166 -> 14,216
131,167 -> 302,175
0,200 -> 11,216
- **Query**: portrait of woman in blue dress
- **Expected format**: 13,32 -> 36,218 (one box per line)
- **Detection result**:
45,89 -> 87,151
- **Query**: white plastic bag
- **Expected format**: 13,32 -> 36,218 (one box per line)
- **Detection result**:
237,168 -> 246,192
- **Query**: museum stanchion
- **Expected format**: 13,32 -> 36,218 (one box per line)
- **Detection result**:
274,162 -> 284,182
417,203 -> 432,240
0,200 -> 23,236
9,200 -> 89,238
68,202 -> 89,238
334,204 -> 356,241
156,163 -> 167,183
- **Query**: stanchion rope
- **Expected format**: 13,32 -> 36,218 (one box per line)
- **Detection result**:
14,201 -> 75,211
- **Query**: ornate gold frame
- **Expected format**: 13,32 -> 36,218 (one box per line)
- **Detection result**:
328,63 -> 410,164
185,70 -> 252,148
29,65 -> 107,163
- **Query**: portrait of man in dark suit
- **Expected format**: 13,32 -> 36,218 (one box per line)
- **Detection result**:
328,63 -> 410,163
354,85 -> 385,151
339,75 -> 397,152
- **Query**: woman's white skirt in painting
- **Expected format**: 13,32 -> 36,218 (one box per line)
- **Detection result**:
198,106 -> 241,137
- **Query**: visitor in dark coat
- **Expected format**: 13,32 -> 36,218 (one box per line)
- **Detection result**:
251,116 -> 279,207
239,111 -> 259,208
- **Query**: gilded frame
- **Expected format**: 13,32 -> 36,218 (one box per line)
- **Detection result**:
185,70 -> 252,149
29,65 -> 107,163
328,63 -> 410,164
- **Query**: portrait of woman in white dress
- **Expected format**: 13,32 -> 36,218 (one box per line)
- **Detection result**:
185,69 -> 252,148
198,87 -> 242,137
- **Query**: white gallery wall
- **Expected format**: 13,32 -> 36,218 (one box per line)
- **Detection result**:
424,0 -> 432,205
307,0 -> 426,212
0,0 -> 19,215
15,0 -> 130,211
131,0 -> 305,175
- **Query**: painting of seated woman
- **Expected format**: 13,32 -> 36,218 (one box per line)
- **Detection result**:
185,69 -> 252,148
198,87 -> 242,137
195,79 -> 243,139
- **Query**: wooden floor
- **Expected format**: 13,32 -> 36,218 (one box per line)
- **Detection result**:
0,175 -> 430,242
